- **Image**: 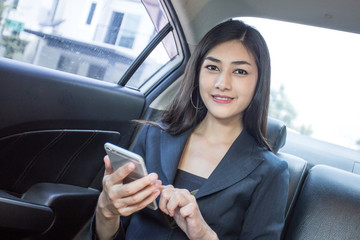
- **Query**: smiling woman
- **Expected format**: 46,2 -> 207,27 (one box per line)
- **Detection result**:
2,0 -> 360,239
94,19 -> 289,240
198,40 -> 258,127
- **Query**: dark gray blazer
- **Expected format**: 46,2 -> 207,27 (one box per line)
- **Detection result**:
107,124 -> 289,240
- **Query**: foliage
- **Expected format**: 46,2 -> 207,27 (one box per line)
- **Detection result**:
0,1 -> 26,58
269,84 -> 313,136
269,85 -> 297,126
0,0 -> 6,23
0,33 -> 28,58
0,0 -> 18,24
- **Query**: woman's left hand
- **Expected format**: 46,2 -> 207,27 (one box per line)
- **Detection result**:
159,185 -> 218,240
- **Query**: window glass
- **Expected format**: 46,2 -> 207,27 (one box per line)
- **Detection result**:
0,0 -> 176,86
118,14 -> 140,49
239,17 -> 360,150
126,42 -> 169,89
86,3 -> 97,25
104,12 -> 124,45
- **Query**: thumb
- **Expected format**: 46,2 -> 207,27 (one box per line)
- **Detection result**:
104,155 -> 114,175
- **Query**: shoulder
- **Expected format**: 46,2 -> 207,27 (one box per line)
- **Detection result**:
262,149 -> 288,175
248,137 -> 289,196
131,123 -> 162,157
137,122 -> 192,140
136,122 -> 164,140
258,150 -> 289,188
132,122 -> 173,151
247,131 -> 288,176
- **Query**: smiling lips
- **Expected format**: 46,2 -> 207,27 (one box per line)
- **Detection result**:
212,94 -> 234,104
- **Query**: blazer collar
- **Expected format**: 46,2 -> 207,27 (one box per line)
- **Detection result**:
160,128 -> 265,198
160,127 -> 193,185
196,130 -> 265,198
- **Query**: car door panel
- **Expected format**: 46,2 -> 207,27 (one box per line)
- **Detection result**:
0,58 -> 144,144
0,58 -> 145,238
0,190 -> 54,239
0,129 -> 121,193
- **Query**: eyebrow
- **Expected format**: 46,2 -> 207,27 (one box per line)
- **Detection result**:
205,56 -> 252,66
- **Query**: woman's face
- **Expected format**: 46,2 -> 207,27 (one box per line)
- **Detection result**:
199,40 -> 258,123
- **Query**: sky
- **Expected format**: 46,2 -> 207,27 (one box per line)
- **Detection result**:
240,17 -> 360,150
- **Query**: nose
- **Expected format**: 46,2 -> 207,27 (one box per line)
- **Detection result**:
215,72 -> 232,91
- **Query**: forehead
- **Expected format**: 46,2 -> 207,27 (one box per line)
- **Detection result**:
205,40 -> 255,64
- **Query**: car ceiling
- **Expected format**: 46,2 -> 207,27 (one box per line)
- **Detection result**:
171,0 -> 360,49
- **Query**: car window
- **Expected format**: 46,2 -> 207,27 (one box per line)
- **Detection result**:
0,0 -> 178,88
238,17 -> 360,150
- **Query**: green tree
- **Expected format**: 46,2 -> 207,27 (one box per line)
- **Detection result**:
0,0 -> 6,23
269,84 -> 297,127
0,34 -> 27,58
269,84 -> 313,136
0,1 -> 27,59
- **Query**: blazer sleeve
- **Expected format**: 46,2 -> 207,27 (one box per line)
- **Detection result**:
130,124 -> 149,159
116,124 -> 151,237
90,125 -> 151,240
239,159 -> 289,240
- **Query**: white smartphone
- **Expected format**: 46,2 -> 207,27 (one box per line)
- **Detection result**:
104,142 -> 158,210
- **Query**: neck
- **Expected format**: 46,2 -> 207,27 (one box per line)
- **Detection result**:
194,114 -> 243,144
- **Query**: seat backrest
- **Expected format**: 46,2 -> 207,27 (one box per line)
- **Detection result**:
266,117 -> 308,226
284,165 -> 360,240
277,152 -> 308,219
267,117 -> 287,153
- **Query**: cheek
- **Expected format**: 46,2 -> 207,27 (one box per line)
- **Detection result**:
248,81 -> 258,98
237,78 -> 258,102
198,73 -> 206,104
199,72 -> 213,96
248,74 -> 258,95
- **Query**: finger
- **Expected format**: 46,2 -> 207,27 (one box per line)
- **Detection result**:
163,188 -> 191,217
158,185 -> 166,191
102,162 -> 135,192
117,179 -> 162,207
167,191 -> 187,217
159,190 -> 170,215
116,188 -> 161,216
179,202 -> 197,219
106,162 -> 136,187
160,185 -> 174,196
104,155 -> 114,175
109,172 -> 159,199
159,186 -> 175,215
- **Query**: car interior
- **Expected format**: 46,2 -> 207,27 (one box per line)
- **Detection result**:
0,0 -> 359,239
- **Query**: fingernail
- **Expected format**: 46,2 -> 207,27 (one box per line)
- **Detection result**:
127,162 -> 135,170
154,189 -> 160,195
151,180 -> 161,186
149,173 -> 157,181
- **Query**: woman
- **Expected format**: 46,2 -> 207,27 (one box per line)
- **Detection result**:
94,20 -> 289,239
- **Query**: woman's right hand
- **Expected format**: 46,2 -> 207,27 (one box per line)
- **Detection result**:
95,155 -> 162,239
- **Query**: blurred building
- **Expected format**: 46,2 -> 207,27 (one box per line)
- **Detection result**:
1,0 -> 158,84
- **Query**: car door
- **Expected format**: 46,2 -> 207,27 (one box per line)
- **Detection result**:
0,0 -> 187,239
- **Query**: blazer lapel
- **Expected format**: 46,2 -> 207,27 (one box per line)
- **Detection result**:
195,130 -> 265,199
160,128 -> 192,185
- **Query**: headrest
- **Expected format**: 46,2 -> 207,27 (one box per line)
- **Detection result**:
267,117 -> 287,153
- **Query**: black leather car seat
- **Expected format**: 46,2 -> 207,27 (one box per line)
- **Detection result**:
284,165 -> 360,240
266,118 -> 308,220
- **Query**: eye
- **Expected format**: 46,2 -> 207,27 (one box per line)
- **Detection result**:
234,69 -> 248,75
205,65 -> 219,71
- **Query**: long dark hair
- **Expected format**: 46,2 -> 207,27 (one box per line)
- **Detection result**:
160,19 -> 271,150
